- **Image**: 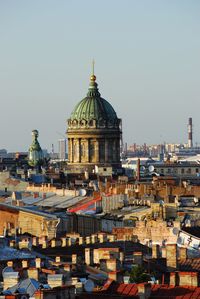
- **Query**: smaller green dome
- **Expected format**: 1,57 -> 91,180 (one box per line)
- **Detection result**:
28,130 -> 44,167
70,75 -> 118,122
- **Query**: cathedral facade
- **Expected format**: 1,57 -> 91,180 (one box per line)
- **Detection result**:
67,73 -> 122,172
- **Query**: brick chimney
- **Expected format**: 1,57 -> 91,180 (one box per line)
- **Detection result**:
33,192 -> 39,198
179,247 -> 187,260
152,243 -> 160,259
137,283 -> 151,299
91,235 -> 98,244
72,254 -> 77,264
22,260 -> 28,268
7,261 -> 13,268
86,236 -> 91,244
55,256 -> 61,263
79,237 -> 84,245
35,258 -> 41,268
98,233 -> 107,243
166,244 -> 177,270
170,272 -> 178,286
161,247 -> 166,258
32,236 -> 39,246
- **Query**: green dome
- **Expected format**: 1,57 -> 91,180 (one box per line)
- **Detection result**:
28,130 -> 44,167
70,75 -> 118,122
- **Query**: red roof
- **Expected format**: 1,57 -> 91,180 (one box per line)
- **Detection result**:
102,282 -> 200,299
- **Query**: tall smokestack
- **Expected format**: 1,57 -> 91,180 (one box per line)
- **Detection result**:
188,117 -> 193,148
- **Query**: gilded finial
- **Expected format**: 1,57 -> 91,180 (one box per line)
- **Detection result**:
90,59 -> 96,81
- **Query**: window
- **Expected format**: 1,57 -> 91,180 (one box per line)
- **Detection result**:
181,168 -> 185,174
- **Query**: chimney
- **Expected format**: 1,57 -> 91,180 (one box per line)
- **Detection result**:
161,247 -> 166,258
79,237 -> 84,245
109,235 -> 116,242
166,244 -> 177,270
7,261 -> 13,268
152,243 -> 160,259
188,117 -> 193,148
86,236 -> 91,244
119,251 -> 124,262
32,237 -> 39,246
72,254 -> 77,264
91,234 -> 98,244
22,260 -> 28,268
55,256 -> 61,263
51,239 -> 56,247
61,237 -> 67,247
85,248 -> 93,265
98,233 -> 107,243
33,192 -> 39,198
67,238 -> 72,246
35,258 -> 41,268
170,272 -> 178,286
179,247 -> 187,260
137,283 -> 152,299
137,159 -> 140,181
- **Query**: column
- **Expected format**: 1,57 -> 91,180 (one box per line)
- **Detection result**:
105,139 -> 109,163
113,139 -> 117,162
71,139 -> 74,163
85,139 -> 89,163
68,139 -> 71,162
95,139 -> 99,163
78,138 -> 81,163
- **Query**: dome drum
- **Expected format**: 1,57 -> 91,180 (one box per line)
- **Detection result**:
67,117 -> 121,130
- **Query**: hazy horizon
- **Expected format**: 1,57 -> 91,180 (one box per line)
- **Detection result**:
1,1 -> 200,152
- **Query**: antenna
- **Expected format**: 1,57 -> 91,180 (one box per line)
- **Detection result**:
92,59 -> 95,75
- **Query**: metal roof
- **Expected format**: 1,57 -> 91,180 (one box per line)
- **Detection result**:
35,195 -> 88,209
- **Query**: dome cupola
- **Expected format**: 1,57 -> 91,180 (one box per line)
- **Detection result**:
68,74 -> 119,129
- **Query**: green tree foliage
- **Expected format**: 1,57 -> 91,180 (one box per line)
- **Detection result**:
129,265 -> 150,283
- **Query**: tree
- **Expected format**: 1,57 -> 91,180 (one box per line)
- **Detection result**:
129,265 -> 150,283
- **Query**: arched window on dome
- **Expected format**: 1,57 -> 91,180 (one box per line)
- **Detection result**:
72,119 -> 78,128
80,119 -> 86,128
89,119 -> 96,128
98,118 -> 106,128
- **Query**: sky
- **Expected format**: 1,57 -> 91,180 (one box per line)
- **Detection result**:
0,0 -> 200,152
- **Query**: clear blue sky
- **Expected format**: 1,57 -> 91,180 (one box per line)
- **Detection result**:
0,1 -> 200,152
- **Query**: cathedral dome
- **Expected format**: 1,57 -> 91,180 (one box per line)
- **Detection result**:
69,75 -> 118,123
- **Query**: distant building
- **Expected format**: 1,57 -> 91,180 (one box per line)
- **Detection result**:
58,139 -> 67,160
